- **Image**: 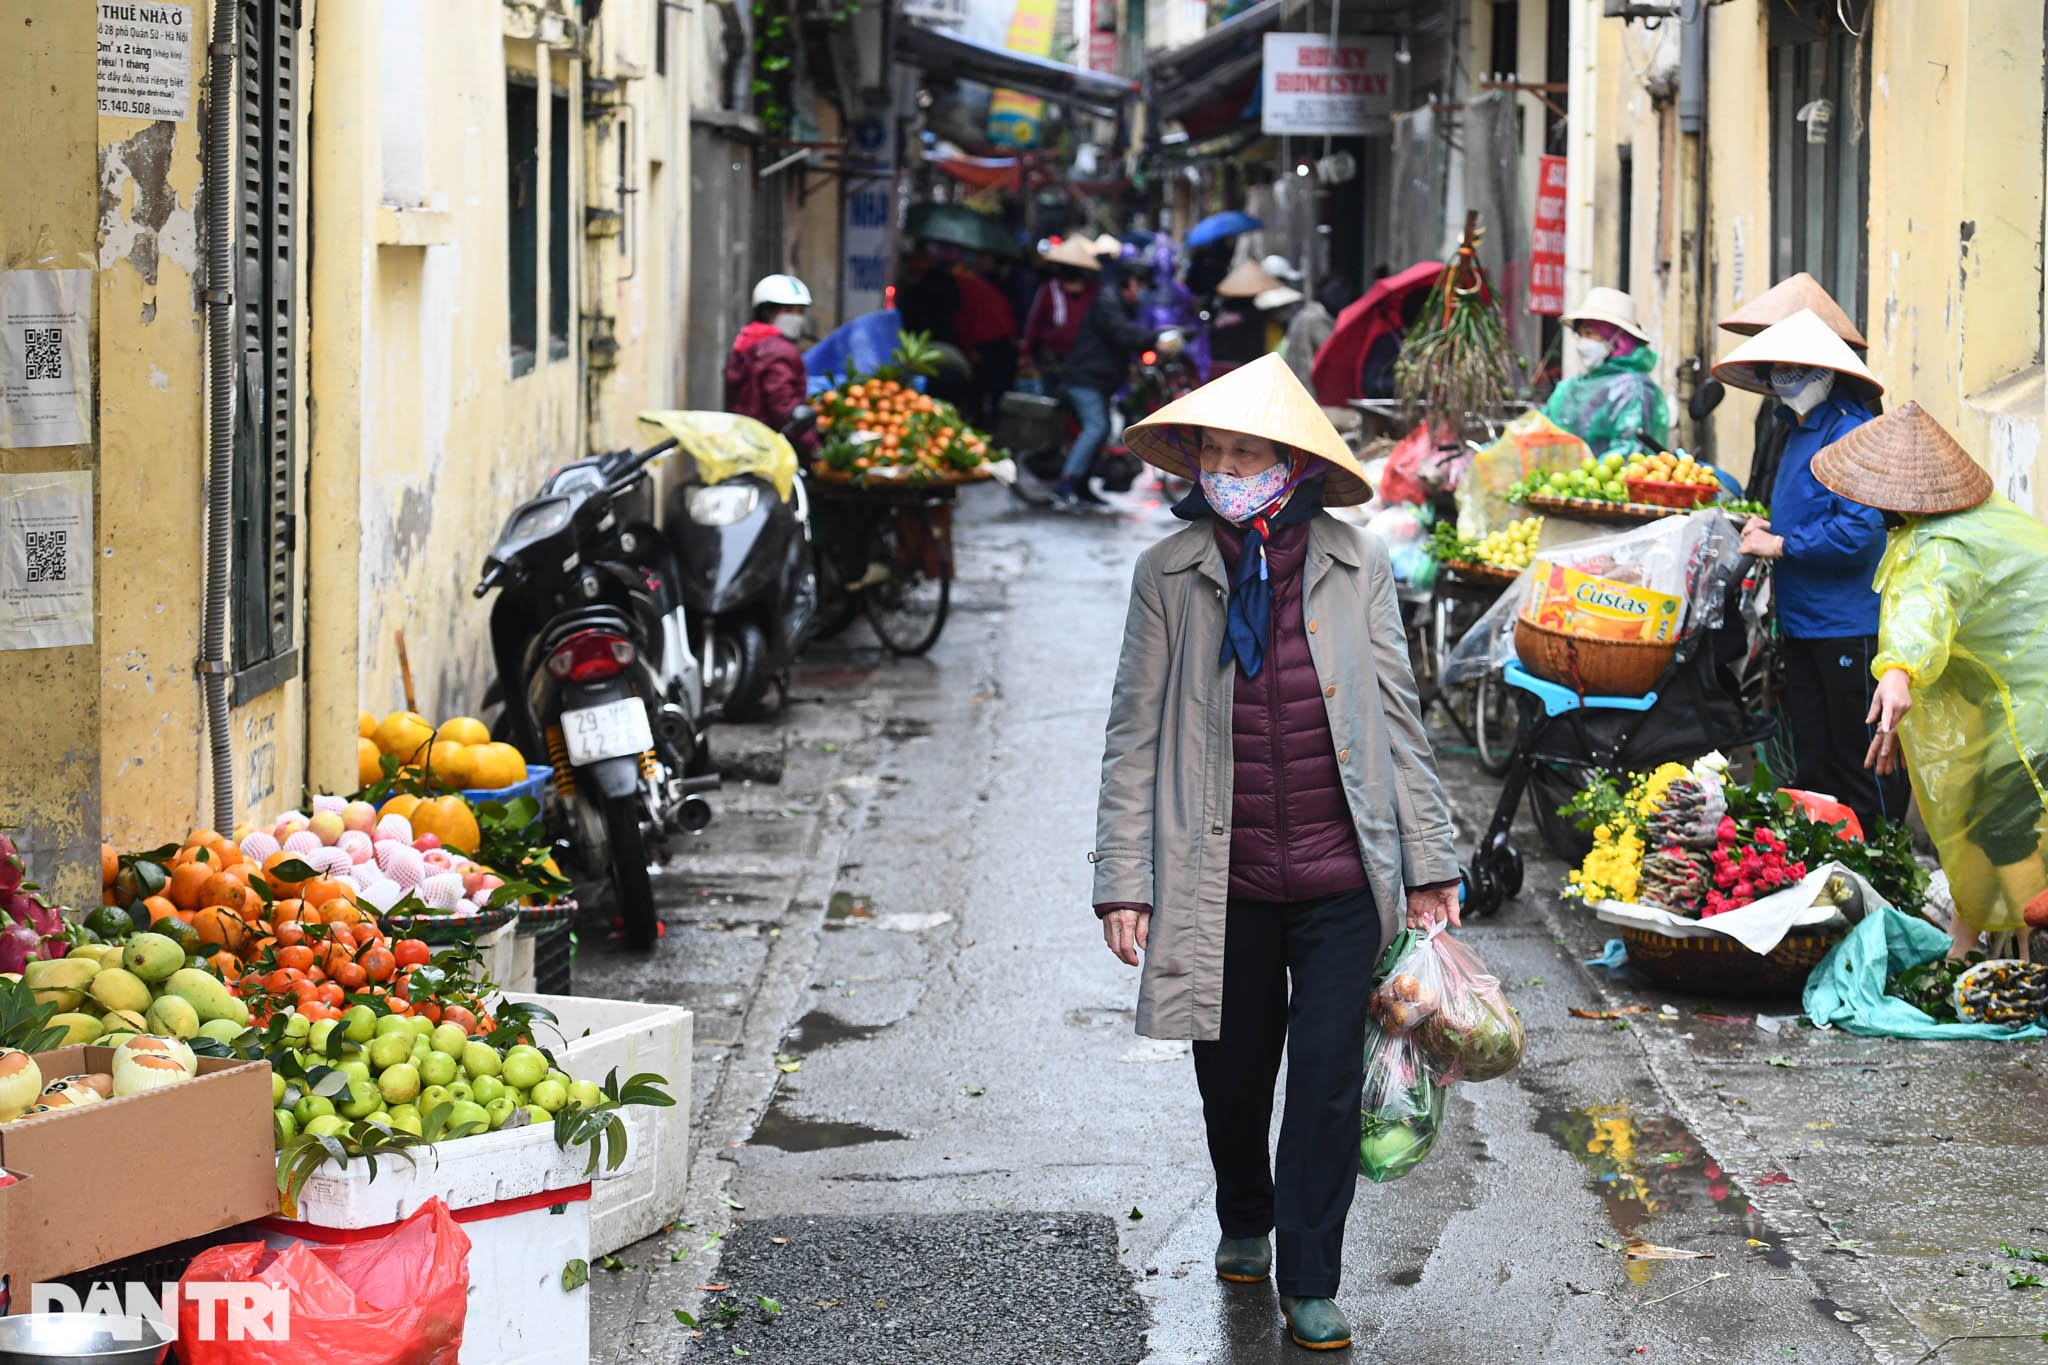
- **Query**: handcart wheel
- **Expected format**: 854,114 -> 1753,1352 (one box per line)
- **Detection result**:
1498,842 -> 1524,898
1460,862 -> 1504,920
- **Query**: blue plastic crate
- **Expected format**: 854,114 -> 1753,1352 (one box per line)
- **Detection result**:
463,763 -> 554,812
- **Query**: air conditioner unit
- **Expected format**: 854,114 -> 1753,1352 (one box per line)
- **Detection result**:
1603,0 -> 1682,17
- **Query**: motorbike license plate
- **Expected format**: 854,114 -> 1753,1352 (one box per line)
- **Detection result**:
561,698 -> 655,765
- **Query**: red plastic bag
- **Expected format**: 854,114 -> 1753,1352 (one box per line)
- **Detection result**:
1782,788 -> 1864,840
1376,420 -> 1459,506
177,1198 -> 471,1365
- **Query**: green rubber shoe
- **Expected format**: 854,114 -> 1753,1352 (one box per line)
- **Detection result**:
1278,1296 -> 1352,1351
1214,1235 -> 1272,1283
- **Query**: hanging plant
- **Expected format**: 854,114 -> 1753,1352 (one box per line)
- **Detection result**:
1395,210 -> 1517,421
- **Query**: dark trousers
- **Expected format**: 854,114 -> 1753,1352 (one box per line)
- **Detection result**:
1191,888 -> 1381,1299
1781,634 -> 1911,834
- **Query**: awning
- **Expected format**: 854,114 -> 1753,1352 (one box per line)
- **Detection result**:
1151,0 -> 1296,87
895,21 -> 1138,117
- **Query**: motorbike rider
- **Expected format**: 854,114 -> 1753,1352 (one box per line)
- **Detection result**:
1020,237 -> 1102,395
726,275 -> 817,454
1053,261 -> 1164,512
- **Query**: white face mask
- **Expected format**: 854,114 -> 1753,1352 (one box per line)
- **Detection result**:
1575,334 -> 1612,369
773,311 -> 805,341
1770,363 -> 1834,416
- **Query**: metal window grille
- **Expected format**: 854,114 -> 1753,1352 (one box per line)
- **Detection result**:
231,0 -> 300,681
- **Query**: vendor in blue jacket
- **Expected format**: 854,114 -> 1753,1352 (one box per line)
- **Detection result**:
1710,309 -> 1909,834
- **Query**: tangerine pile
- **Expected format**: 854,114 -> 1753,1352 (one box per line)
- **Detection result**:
100,829 -> 495,1029
815,378 -> 992,476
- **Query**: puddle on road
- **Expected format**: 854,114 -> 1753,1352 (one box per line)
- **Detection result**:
751,1096 -> 908,1152
1536,1100 -> 1791,1282
784,1008 -> 887,1052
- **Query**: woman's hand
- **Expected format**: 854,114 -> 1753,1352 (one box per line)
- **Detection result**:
1865,666 -> 1913,775
1102,908 -> 1151,966
1739,516 -> 1785,560
1405,884 -> 1461,931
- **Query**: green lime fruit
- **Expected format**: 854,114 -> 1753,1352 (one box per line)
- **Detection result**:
501,1049 -> 548,1091
430,1023 -> 469,1058
460,1041 -> 502,1079
529,1078 -> 568,1113
446,1099 -> 490,1134
274,1108 -> 298,1142
418,1051 -> 459,1088
383,1108 -> 423,1137
386,1102 -> 421,1128
375,1014 -> 415,1039
485,1096 -> 518,1129
308,1018 -> 342,1054
378,1062 -> 421,1106
282,1013 -> 311,1043
338,1077 -> 384,1120
337,1059 -> 372,1087
293,1093 -> 336,1126
543,1069 -> 570,1089
447,1079 -> 473,1104
409,1015 -> 435,1038
272,1072 -> 287,1106
469,1075 -> 506,1107
369,1033 -> 413,1071
567,1079 -> 602,1110
419,1084 -> 453,1114
303,1114 -> 350,1140
342,1005 -> 378,1044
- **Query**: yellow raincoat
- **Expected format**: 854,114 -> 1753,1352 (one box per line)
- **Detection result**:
1874,494 -> 2048,930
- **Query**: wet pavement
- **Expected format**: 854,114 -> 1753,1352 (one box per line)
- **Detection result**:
582,482 -> 2048,1363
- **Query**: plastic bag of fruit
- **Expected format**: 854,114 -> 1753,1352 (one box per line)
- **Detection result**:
1358,1018 -> 1448,1183
1375,926 -> 1525,1083
177,1197 -> 470,1365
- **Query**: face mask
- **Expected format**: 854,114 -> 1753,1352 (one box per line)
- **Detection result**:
1201,461 -> 1294,524
1575,334 -> 1612,369
1770,363 -> 1833,415
773,311 -> 805,341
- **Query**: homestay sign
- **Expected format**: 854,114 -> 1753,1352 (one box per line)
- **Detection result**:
1260,33 -> 1394,136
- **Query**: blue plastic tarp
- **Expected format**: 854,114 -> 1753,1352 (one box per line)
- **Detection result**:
805,309 -> 904,394
1802,906 -> 2047,1041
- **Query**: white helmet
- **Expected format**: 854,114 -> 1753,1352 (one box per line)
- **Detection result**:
752,274 -> 812,308
1259,254 -> 1304,284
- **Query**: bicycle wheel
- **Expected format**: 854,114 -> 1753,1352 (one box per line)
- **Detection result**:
864,499 -> 952,656
1472,671 -> 1514,777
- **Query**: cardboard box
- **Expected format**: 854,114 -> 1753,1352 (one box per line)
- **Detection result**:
0,1171 -> 29,1312
1,1047 -> 275,1289
1525,559 -> 1683,642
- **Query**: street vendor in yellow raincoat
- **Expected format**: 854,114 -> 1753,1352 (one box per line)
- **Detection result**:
1814,403 -> 2048,958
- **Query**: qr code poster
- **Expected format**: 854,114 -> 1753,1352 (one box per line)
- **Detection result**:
0,473 -> 93,650
0,270 -> 92,450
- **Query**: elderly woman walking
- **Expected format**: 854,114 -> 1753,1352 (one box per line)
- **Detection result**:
1089,353 -> 1462,1350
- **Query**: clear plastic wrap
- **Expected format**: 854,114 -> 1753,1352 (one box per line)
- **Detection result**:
1443,508 -> 1744,685
1358,1020 -> 1447,1184
1375,927 -> 1526,1084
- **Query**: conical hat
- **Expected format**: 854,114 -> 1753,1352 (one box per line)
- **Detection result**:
1215,260 -> 1287,299
1812,401 -> 1992,515
1091,233 -> 1124,257
1124,353 -> 1371,506
1720,272 -> 1866,348
1710,309 -> 1882,402
1040,237 -> 1102,272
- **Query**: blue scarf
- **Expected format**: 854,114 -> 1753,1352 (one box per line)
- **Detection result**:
1172,477 -> 1326,678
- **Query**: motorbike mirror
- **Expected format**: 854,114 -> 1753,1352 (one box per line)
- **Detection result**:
1688,374 -> 1725,423
784,405 -> 819,438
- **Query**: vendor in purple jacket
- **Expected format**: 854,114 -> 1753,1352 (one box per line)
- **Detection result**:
1712,309 -> 1909,833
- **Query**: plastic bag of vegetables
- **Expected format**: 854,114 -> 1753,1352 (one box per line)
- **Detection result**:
1358,1019 -> 1448,1184
1378,926 -> 1526,1083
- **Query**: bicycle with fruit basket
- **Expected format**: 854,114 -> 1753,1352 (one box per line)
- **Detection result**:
807,334 -> 1008,656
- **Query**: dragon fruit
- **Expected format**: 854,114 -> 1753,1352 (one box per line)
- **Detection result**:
0,923 -> 39,975
0,854 -> 20,896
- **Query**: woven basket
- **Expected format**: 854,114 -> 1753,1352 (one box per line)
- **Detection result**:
1624,476 -> 1718,510
1619,926 -> 1840,998
1513,615 -> 1675,696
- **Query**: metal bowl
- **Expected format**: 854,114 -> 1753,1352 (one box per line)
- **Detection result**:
0,1315 -> 171,1364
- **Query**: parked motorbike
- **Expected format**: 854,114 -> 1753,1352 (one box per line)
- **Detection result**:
662,410 -> 821,721
998,330 -> 1191,489
475,437 -> 716,951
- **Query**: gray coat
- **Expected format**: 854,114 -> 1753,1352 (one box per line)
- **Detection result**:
1090,513 -> 1460,1040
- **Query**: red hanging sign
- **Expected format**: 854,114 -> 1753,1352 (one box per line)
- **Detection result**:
1529,155 -> 1568,316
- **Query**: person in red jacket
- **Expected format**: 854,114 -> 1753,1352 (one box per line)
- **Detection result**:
725,274 -> 815,451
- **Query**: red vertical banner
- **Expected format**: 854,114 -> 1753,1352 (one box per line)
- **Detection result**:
1089,0 -> 1118,72
1529,155 -> 1568,316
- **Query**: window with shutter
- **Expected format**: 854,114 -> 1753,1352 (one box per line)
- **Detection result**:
230,0 -> 300,696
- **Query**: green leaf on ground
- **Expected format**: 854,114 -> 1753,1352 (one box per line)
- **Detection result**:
562,1259 -> 589,1291
674,1310 -> 698,1327
1127,1206 -> 1143,1220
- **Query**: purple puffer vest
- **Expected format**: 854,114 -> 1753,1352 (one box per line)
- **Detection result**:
1215,518 -> 1369,903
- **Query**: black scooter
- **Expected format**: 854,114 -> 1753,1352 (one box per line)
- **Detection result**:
477,438 -> 716,950
664,410 -> 823,721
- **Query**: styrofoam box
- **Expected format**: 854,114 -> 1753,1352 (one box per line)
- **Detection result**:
479,919 -> 517,991
263,1187 -> 591,1365
279,1108 -> 638,1229
503,992 -> 692,1254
